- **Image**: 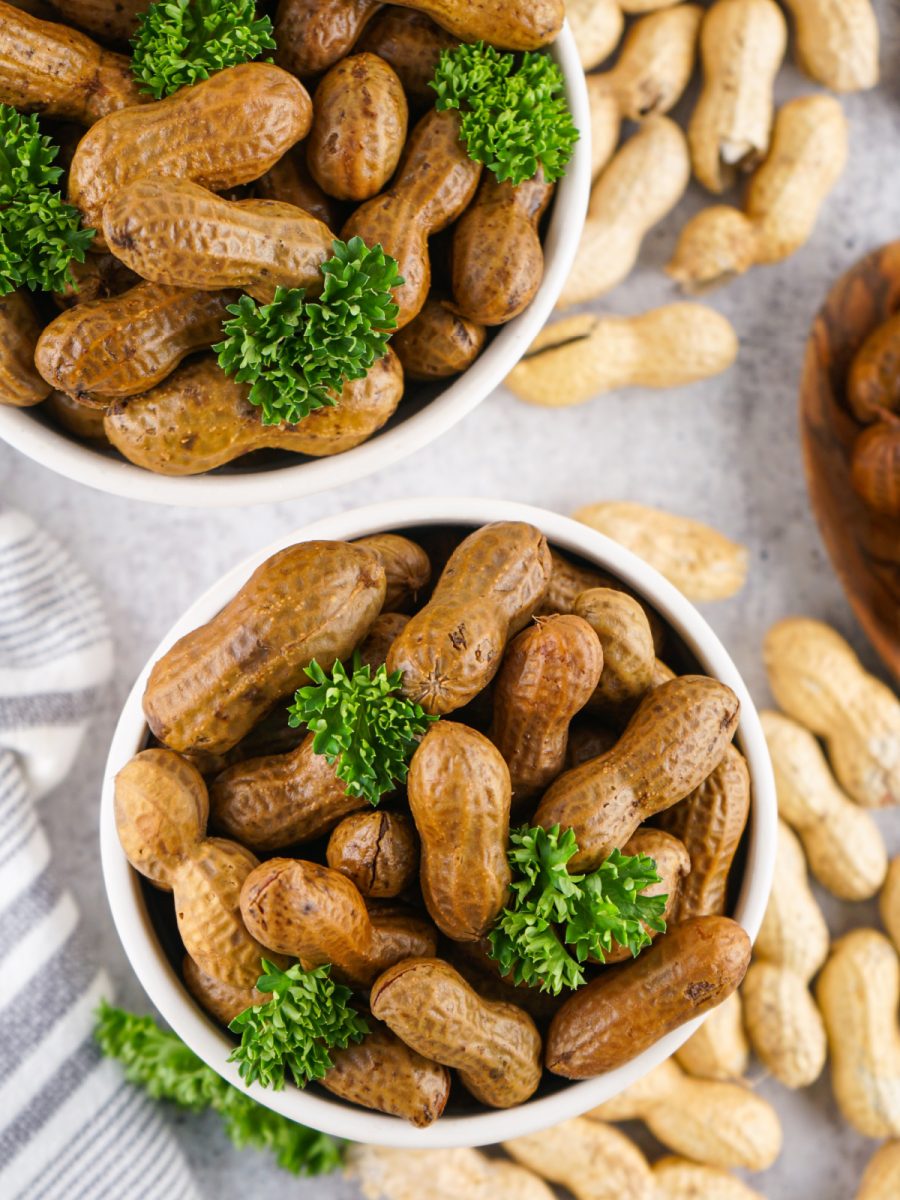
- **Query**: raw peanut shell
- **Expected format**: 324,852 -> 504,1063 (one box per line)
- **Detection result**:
347,1146 -> 557,1199
0,291 -> 50,408
852,419 -> 900,518
35,284 -> 237,403
210,732 -> 367,851
848,312 -> 900,422
782,0 -> 879,92
857,1141 -> 900,1200
326,810 -> 419,898
504,1118 -> 655,1200
102,179 -> 333,303
69,63 -> 312,239
358,8 -> 459,100
239,857 -> 435,986
45,390 -> 108,442
104,352 -> 403,474
143,540 -> 386,755
652,1158 -> 767,1200
182,954 -> 270,1026
275,0 -> 383,77
45,0 -> 147,41
390,0 -> 564,49
354,533 -> 431,610
392,297 -> 486,380
658,743 -> 751,919
573,588 -> 656,724
408,722 -> 511,939
342,108 -> 482,328
0,0 -> 144,123
535,675 -> 740,871
370,956 -> 543,1107
308,53 -> 408,201
321,1019 -> 450,1126
114,749 -> 209,890
451,170 -> 553,326
255,147 -> 343,230
489,615 -> 603,802
387,521 -> 552,713
356,612 -> 410,670
546,916 -> 752,1077
601,828 -> 691,964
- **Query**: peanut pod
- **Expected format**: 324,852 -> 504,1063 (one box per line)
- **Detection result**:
326,810 -> 419,898
392,297 -> 486,379
572,588 -> 655,725
0,291 -> 50,408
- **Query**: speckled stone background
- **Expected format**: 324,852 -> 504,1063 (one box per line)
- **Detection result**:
2,3 -> 900,1195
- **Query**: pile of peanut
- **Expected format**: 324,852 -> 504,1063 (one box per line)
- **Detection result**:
0,0 -> 569,473
113,519 -> 756,1124
505,0 -> 879,409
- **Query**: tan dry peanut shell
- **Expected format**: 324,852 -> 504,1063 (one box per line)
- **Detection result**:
535,675 -> 740,872
755,820 -> 829,980
881,857 -> 900,953
548,917 -> 751,1078
370,956 -> 543,1108
182,954 -> 270,1026
69,63 -> 312,238
742,959 -> 826,1088
0,291 -> 50,408
105,352 -> 403,474
35,285 -> 237,403
240,857 -> 435,986
687,0 -> 786,193
354,533 -> 431,611
504,1117 -> 654,1200
574,501 -> 748,601
558,116 -> 689,308
505,305 -> 738,408
392,297 -> 486,380
816,928 -> 900,1138
782,0 -> 878,92
326,810 -> 418,898
652,1157 -> 767,1200
489,614 -> 603,802
566,0 -> 623,70
573,588 -> 655,724
658,744 -> 751,920
675,989 -> 749,1080
357,8 -> 460,101
595,6 -> 702,123
857,1141 -> 900,1200
388,0 -> 564,49
114,749 -> 209,890
387,521 -> 552,714
408,722 -> 511,940
763,617 -> 900,807
143,539 -> 386,755
347,1145 -> 556,1200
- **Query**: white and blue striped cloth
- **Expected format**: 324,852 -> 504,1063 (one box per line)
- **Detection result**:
0,508 -> 199,1200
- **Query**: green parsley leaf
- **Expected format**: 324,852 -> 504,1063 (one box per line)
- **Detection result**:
430,41 -> 578,185
215,237 -> 403,426
228,960 -> 369,1090
287,653 -> 436,806
487,825 -> 667,994
0,105 -> 94,296
131,0 -> 276,99
94,1000 -> 343,1175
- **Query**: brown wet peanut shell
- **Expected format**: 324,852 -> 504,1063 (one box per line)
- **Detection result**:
35,284 -> 238,403
387,521 -> 552,714
370,956 -> 543,1107
240,857 -> 436,986
114,749 -> 209,890
327,811 -> 419,898
275,0 -> 383,77
45,0 -> 147,41
601,828 -> 691,964
851,418 -> 900,519
546,916 -> 752,1077
451,170 -> 553,326
848,312 -> 900,422
448,939 -> 562,1022
356,612 -> 411,670
354,533 -> 431,611
69,62 -> 312,238
210,732 -> 367,852
255,147 -> 343,230
408,722 -> 511,940
573,588 -> 656,725
658,743 -> 751,920
53,253 -> 139,310
45,391 -> 109,442
0,291 -> 50,408
0,0 -> 144,124
392,297 -> 486,381
143,539 -> 385,755
342,107 -> 482,328
489,615 -> 603,803
183,954 -> 270,1026
321,1018 -> 450,1127
308,53 -> 408,201
394,0 -> 563,49
102,179 -> 334,304
534,675 -> 741,871
358,8 -> 459,101
104,351 -> 403,474
565,722 -> 618,769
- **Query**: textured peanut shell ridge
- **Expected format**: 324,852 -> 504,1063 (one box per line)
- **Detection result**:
0,290 -> 50,408
326,810 -> 419,898
358,8 -> 460,100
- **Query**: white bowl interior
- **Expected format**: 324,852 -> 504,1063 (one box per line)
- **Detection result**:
0,29 -> 591,507
100,497 -> 777,1149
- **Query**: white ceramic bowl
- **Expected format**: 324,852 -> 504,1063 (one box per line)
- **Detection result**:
100,497 -> 776,1148
0,31 -> 590,507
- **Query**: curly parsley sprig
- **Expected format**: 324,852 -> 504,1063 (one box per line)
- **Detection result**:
94,1000 -> 343,1176
215,238 -> 403,426
0,106 -> 94,296
229,961 -> 368,1090
131,0 -> 276,99
288,654 -> 436,806
488,825 -> 667,995
430,41 -> 578,185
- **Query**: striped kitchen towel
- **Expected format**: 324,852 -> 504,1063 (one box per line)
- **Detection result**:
0,508 -> 199,1200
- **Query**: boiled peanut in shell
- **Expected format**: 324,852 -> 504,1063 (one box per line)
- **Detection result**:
326,810 -> 419,898
392,297 -> 486,380
358,8 -> 459,100
601,828 -> 691,964
0,291 -> 50,408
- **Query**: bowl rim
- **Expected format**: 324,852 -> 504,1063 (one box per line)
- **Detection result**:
100,496 -> 777,1149
0,26 -> 591,509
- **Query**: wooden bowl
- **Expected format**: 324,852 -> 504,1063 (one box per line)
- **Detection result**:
800,240 -> 900,682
